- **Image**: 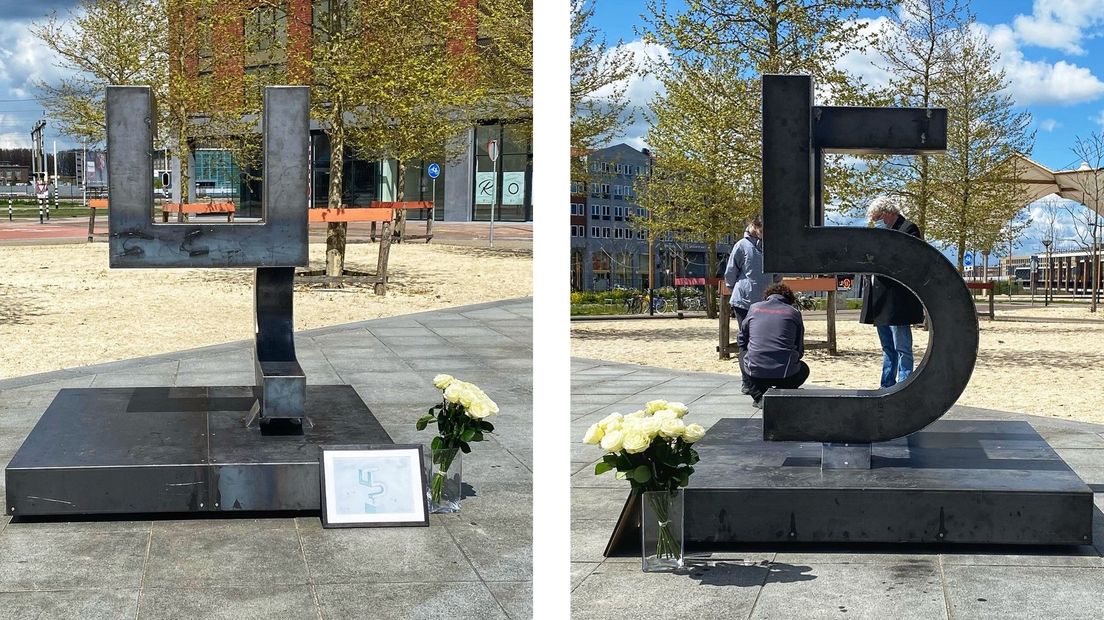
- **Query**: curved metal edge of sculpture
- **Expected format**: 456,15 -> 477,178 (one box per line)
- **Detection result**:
759,74 -> 980,443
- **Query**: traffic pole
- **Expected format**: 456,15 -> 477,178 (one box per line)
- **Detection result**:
38,194 -> 43,224
7,197 -> 11,221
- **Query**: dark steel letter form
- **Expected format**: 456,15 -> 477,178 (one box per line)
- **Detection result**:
761,74 -> 979,443
106,86 -> 310,431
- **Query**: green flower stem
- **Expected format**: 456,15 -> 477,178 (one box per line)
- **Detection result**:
430,446 -> 458,505
647,492 -> 680,562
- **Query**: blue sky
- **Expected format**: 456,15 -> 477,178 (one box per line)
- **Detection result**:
586,0 -> 1104,255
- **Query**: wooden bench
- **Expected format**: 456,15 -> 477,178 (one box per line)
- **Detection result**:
307,207 -> 395,294
373,201 -> 435,243
718,276 -> 839,360
161,201 -> 235,223
967,281 -> 995,320
87,198 -> 109,242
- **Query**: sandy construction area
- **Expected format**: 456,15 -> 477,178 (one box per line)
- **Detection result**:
573,304 -> 1104,424
0,242 -> 532,378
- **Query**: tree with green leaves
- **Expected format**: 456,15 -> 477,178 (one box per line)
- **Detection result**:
635,55 -> 755,317
281,0 -> 485,278
872,0 -> 966,235
571,0 -> 636,177
634,0 -> 891,311
34,0 -> 275,205
927,25 -> 1034,273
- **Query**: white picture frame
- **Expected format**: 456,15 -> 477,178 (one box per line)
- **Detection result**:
319,444 -> 430,528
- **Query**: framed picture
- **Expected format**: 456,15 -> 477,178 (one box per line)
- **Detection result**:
319,444 -> 430,528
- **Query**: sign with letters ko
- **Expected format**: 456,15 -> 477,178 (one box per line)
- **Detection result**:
502,171 -> 525,205
475,171 -> 496,205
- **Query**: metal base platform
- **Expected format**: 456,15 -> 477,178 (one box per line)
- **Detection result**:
605,418 -> 1093,555
5,386 -> 393,516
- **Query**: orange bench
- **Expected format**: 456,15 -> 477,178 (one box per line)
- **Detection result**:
967,281 -> 995,320
307,206 -> 395,294
718,276 -> 840,359
162,201 -> 236,222
372,200 -> 435,243
87,199 -> 110,242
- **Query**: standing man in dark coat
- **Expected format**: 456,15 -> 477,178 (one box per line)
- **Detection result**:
860,197 -> 925,388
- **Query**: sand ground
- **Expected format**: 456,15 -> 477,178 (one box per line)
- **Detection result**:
0,242 -> 532,378
572,304 -> 1104,424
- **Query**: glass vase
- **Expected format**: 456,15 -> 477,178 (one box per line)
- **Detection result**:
641,489 -> 684,572
425,446 -> 463,514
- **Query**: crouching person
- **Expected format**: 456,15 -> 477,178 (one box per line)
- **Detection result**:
737,283 -> 810,407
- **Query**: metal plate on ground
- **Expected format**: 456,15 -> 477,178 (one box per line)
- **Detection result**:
605,418 -> 1092,555
5,386 -> 392,516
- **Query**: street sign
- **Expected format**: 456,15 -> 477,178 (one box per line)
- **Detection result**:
487,139 -> 499,162
1030,255 -> 1039,270
427,162 -> 440,179
964,252 -> 973,267
836,274 -> 855,291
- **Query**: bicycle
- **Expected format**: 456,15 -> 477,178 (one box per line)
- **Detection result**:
795,293 -> 818,312
625,295 -> 644,314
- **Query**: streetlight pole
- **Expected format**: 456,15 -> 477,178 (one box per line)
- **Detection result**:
1042,238 -> 1052,307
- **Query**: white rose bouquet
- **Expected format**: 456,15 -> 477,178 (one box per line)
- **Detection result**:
583,399 -> 705,562
417,374 -> 499,505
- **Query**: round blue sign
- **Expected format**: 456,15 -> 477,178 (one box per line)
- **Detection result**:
427,163 -> 441,179
963,252 -> 973,267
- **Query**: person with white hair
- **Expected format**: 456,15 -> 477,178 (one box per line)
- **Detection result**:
860,196 -> 925,388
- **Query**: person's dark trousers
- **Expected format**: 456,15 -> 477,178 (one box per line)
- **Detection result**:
747,361 -> 811,403
733,305 -> 750,391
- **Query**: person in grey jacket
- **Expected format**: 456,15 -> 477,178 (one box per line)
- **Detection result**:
737,283 -> 809,407
724,216 -> 776,392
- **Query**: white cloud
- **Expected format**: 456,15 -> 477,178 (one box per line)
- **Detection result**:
1011,0 -> 1104,55
590,39 -> 670,149
973,22 -> 1104,106
1039,118 -> 1060,131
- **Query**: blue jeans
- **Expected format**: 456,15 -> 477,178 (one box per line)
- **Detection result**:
876,324 -> 913,388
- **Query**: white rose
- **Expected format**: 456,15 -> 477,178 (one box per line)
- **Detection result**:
659,418 -> 686,438
583,423 -> 604,445
622,429 -> 651,454
467,398 -> 496,419
644,399 -> 668,414
433,374 -> 454,390
667,402 -> 689,417
638,417 -> 662,439
598,412 -> 624,429
683,423 -> 706,443
652,409 -> 678,421
444,382 -> 463,404
624,410 -> 647,420
600,429 -> 624,453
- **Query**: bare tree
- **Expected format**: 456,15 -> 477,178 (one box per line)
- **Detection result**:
1066,132 -> 1104,310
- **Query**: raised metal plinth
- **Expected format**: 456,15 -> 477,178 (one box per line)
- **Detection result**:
5,386 -> 392,516
605,418 -> 1092,555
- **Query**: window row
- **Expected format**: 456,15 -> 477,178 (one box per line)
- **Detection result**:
588,162 -> 651,176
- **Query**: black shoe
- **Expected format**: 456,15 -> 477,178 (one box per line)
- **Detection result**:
741,385 -> 751,395
751,398 -> 762,409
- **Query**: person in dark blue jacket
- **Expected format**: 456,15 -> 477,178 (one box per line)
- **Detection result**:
737,283 -> 810,407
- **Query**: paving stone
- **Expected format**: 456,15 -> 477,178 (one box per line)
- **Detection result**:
486,581 -> 531,620
137,586 -> 318,620
943,564 -> 1104,618
297,517 -> 479,584
572,562 -> 765,620
315,581 -> 507,619
144,519 -> 306,588
571,562 -> 599,590
751,559 -> 946,619
0,589 -> 139,618
571,520 -> 619,563
0,529 -> 148,590
445,516 -> 531,581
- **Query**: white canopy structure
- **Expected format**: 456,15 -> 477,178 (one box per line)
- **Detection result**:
1011,154 -> 1104,214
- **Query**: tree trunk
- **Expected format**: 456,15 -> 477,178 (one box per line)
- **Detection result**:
705,240 -> 718,319
395,160 -> 407,242
325,122 -> 347,278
